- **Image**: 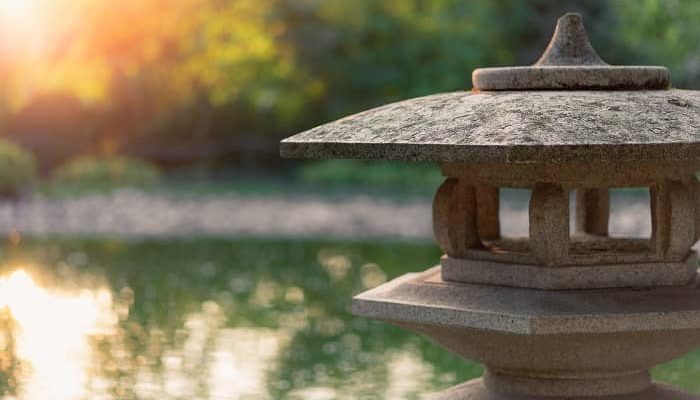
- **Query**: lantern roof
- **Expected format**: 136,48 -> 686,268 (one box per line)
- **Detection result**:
280,14 -> 700,164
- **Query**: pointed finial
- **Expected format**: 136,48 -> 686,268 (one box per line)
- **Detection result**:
535,13 -> 607,66
471,13 -> 670,90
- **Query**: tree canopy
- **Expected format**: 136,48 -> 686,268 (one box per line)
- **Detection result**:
0,0 -> 698,167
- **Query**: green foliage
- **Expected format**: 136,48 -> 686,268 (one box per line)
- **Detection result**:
276,0 -> 517,120
612,0 -> 700,88
0,140 -> 37,197
299,160 -> 442,193
5,0 -> 700,169
51,156 -> 162,193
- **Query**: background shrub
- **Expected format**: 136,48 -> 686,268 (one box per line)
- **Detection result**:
51,156 -> 162,193
0,140 -> 37,198
299,160 -> 442,193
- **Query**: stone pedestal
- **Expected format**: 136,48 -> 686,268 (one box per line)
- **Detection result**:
353,268 -> 700,399
353,134 -> 700,398
353,158 -> 700,398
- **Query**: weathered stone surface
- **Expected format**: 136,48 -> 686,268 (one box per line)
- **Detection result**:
529,184 -> 569,266
433,179 -> 480,257
483,369 -> 651,397
441,161 -> 700,188
437,164 -> 699,288
280,90 -> 700,164
353,267 -> 700,335
354,267 -> 700,397
535,13 -> 607,67
651,183 -> 672,258
441,252 -> 697,290
472,66 -> 670,91
575,188 -> 609,236
473,14 -> 669,90
694,177 -> 700,241
476,186 -> 500,240
460,237 -> 659,267
427,379 -> 699,400
651,181 -> 696,261
410,323 -> 698,395
669,181 -> 697,259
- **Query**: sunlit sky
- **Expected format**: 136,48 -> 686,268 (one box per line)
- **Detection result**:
0,0 -> 109,106
0,0 -> 56,55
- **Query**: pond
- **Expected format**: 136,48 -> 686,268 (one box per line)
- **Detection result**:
0,238 -> 698,399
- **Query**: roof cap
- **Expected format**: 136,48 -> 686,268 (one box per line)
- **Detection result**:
472,13 -> 670,90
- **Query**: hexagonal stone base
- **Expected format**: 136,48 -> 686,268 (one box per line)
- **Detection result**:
441,251 -> 698,290
353,266 -> 700,335
352,266 -> 700,398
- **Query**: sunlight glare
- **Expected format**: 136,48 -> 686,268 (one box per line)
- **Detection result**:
0,0 -> 65,60
0,0 -> 39,34
0,0 -> 33,17
0,269 -> 117,400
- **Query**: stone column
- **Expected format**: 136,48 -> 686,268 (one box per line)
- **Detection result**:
692,176 -> 700,242
433,178 -> 479,257
575,188 -> 609,236
476,186 -> 500,241
530,183 -> 569,265
651,181 -> 695,261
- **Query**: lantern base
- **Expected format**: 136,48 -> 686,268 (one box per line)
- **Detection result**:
428,378 -> 699,400
353,267 -> 700,399
441,251 -> 698,290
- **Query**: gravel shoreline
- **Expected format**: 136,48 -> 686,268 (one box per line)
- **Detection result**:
0,190 -> 652,240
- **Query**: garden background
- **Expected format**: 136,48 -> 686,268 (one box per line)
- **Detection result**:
0,1 -> 699,399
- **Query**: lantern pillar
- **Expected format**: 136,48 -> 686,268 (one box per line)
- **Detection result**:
575,187 -> 609,236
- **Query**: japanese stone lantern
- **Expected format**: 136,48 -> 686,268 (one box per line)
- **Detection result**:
281,14 -> 700,400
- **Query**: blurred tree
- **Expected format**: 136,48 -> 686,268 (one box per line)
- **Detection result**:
272,0 -> 622,121
1,0 -> 698,170
72,0 -> 321,155
612,0 -> 700,88
2,0 -> 322,167
275,0 -> 516,120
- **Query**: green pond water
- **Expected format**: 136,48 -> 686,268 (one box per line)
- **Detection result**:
0,238 -> 698,399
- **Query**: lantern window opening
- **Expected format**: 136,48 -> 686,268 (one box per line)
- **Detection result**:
498,188 -> 531,239
608,188 -> 652,239
567,187 -> 653,261
473,187 -> 531,257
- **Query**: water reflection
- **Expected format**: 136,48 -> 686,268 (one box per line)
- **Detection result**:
0,239 -> 697,399
0,269 -> 115,400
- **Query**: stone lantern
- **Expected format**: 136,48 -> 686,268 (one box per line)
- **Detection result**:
281,14 -> 700,399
